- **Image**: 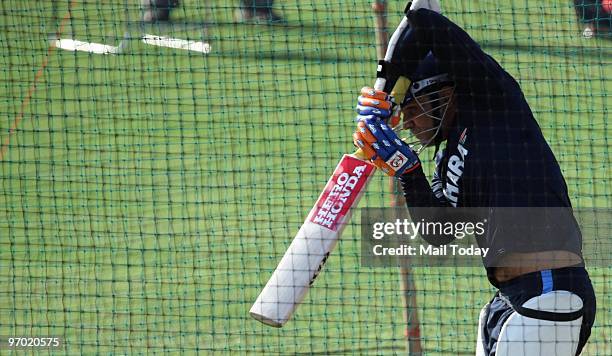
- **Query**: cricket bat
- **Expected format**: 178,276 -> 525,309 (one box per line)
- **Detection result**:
249,153 -> 376,327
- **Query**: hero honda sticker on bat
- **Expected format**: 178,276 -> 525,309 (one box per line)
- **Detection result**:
309,155 -> 376,231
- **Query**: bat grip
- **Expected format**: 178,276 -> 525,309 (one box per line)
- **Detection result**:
373,16 -> 409,92
374,77 -> 386,91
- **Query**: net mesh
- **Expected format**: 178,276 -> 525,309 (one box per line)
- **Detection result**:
0,0 -> 609,354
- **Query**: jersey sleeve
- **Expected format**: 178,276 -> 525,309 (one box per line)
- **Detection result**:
398,166 -> 457,246
398,166 -> 450,208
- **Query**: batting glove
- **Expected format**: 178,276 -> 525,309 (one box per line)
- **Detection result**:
355,87 -> 394,119
356,87 -> 403,127
353,116 -> 421,177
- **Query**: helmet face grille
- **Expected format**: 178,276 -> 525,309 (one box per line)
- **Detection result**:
393,52 -> 456,153
397,85 -> 455,154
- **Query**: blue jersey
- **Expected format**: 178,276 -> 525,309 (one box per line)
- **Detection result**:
393,9 -> 583,281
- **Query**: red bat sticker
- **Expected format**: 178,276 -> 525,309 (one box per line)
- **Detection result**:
308,155 -> 376,231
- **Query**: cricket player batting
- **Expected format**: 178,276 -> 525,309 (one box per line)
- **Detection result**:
352,1 -> 596,355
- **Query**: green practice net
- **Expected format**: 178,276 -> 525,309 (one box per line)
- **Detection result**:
0,0 -> 609,354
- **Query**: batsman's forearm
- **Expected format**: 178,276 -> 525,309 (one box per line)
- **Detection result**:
398,167 -> 446,207
399,169 -> 458,246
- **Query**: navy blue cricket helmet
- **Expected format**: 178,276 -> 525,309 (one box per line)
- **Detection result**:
401,52 -> 456,151
402,52 -> 454,106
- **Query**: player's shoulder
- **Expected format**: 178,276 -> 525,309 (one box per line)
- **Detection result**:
447,123 -> 475,149
444,123 -> 496,167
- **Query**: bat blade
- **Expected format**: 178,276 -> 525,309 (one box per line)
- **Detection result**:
249,154 -> 376,327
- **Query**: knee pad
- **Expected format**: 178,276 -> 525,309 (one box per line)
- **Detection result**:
496,291 -> 583,356
476,303 -> 490,356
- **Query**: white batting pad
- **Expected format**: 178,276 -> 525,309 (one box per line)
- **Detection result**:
496,291 -> 583,356
476,303 -> 490,356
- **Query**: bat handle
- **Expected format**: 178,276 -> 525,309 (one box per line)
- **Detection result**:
374,77 -> 386,91
353,148 -> 367,160
372,16 -> 410,92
